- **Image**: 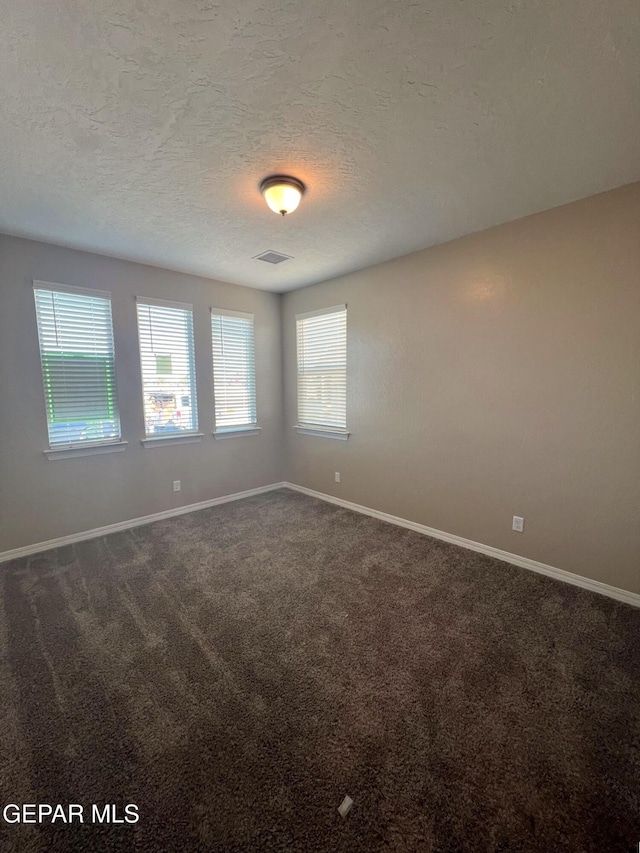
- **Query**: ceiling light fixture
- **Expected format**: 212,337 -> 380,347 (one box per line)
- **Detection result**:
260,175 -> 305,216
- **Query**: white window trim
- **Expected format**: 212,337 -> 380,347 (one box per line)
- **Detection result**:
141,433 -> 204,448
293,425 -> 350,440
295,304 -> 346,321
44,441 -> 128,460
213,426 -> 262,440
135,295 -> 194,311
136,295 -> 199,440
211,307 -> 254,320
211,306 -> 259,433
34,280 -> 122,453
33,280 -> 111,299
296,304 -> 347,434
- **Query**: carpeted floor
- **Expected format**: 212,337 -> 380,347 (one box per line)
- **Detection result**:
0,488 -> 638,852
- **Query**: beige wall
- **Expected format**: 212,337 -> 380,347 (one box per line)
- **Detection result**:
282,182 -> 640,595
2,183 -> 639,596
0,236 -> 284,551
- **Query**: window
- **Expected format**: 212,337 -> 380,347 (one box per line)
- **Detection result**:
296,305 -> 348,437
33,282 -> 121,448
211,309 -> 258,434
136,298 -> 198,438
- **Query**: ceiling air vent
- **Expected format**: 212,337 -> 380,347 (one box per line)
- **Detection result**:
254,250 -> 292,265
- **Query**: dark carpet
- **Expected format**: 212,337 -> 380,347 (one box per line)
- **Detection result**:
0,488 -> 638,852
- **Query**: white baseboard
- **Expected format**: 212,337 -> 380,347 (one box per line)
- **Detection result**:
4,480 -> 637,609
284,483 -> 640,608
0,482 -> 287,564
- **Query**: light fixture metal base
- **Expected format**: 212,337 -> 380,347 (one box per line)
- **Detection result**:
259,175 -> 305,195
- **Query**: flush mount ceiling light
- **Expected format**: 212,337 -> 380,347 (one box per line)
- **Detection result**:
260,175 -> 305,216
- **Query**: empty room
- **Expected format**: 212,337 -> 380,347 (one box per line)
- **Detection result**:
0,0 -> 639,851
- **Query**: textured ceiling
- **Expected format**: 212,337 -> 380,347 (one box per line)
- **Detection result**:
1,0 -> 639,292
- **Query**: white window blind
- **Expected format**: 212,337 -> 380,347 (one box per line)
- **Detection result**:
33,283 -> 121,448
296,305 -> 347,429
136,298 -> 198,437
211,309 -> 257,429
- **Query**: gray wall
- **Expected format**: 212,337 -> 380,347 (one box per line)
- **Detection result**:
282,182 -> 640,595
0,236 -> 284,551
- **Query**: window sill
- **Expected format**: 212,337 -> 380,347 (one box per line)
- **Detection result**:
141,433 -> 204,448
294,425 -> 350,441
213,426 -> 262,440
44,441 -> 128,460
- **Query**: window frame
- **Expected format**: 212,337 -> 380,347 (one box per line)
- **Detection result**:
33,280 -> 127,458
294,304 -> 349,440
135,296 -> 202,447
211,307 -> 260,439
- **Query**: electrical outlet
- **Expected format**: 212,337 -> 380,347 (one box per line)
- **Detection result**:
512,515 -> 524,533
335,472 -> 341,483
173,480 -> 181,492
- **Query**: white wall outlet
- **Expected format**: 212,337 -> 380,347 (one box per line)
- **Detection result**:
173,480 -> 181,492
512,515 -> 524,532
335,472 -> 341,483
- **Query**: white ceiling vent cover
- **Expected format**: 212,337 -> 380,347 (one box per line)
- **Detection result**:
254,250 -> 292,265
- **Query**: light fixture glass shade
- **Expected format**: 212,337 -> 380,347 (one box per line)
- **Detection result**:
261,177 -> 304,216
